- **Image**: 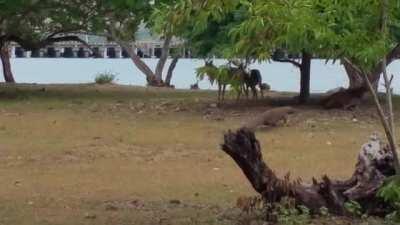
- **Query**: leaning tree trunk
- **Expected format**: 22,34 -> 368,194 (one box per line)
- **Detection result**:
165,56 -> 179,86
154,35 -> 172,82
322,58 -> 385,109
338,43 -> 400,101
325,44 -> 400,109
299,51 -> 311,104
109,28 -> 164,87
0,43 -> 15,83
343,59 -> 380,91
222,128 -> 394,216
343,60 -> 364,89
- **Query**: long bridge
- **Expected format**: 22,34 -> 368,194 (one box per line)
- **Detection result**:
10,29 -> 189,59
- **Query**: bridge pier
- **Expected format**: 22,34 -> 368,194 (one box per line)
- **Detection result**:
77,48 -> 90,58
92,47 -> 102,58
116,47 -> 122,58
8,39 -> 190,59
31,49 -> 40,58
57,48 -> 63,57
106,47 -> 115,58
122,49 -> 129,58
73,48 -> 79,58
103,48 -> 108,58
15,48 -> 27,58
11,46 -> 16,58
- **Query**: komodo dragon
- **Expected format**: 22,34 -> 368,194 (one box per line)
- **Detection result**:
243,106 -> 296,131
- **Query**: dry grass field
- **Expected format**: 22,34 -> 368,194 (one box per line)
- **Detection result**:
0,84 -> 392,225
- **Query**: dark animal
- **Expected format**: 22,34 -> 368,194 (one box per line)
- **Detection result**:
244,69 -> 265,99
190,83 -> 199,90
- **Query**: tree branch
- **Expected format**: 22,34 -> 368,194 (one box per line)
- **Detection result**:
372,43 -> 400,75
272,58 -> 301,68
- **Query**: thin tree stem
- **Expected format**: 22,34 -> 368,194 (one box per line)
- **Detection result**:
380,0 -> 400,174
363,71 -> 400,174
343,57 -> 400,174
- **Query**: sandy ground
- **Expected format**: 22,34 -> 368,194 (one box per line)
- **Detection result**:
0,84 -> 390,225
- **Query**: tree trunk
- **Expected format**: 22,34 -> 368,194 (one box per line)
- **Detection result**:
322,58 -> 385,109
0,43 -> 15,83
165,56 -> 179,86
155,35 -> 172,81
344,60 -> 379,91
110,31 -> 164,86
299,51 -> 311,104
343,43 -> 400,91
222,128 -> 394,217
343,60 -> 364,89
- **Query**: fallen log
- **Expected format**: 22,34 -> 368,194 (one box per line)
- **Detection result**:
221,129 -> 394,216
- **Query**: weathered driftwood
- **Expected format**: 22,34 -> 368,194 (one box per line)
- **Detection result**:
242,107 -> 296,131
222,129 -> 394,216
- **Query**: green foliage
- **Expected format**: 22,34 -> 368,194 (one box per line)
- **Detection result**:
95,71 -> 117,85
196,63 -> 243,94
89,0 -> 152,42
0,0 -> 92,46
379,176 -> 400,204
378,176 -> 400,223
196,64 -> 219,85
150,0 -> 185,36
319,207 -> 330,217
167,0 -> 247,59
277,205 -> 311,225
344,200 -> 363,217
221,0 -> 400,71
271,198 -> 311,225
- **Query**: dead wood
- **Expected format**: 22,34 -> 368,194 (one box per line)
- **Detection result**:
221,129 -> 394,216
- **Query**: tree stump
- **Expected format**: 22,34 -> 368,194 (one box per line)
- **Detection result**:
221,129 -> 394,216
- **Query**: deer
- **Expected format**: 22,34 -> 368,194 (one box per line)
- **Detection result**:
244,69 -> 268,99
197,60 -> 266,104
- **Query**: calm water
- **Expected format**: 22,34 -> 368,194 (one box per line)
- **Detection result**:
2,58 -> 400,93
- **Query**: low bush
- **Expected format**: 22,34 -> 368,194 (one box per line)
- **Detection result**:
378,175 -> 400,224
95,71 -> 117,84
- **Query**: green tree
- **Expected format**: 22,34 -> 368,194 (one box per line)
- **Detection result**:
92,0 -> 189,87
231,0 -> 337,103
326,0 -> 400,172
0,0 -> 94,83
319,0 -> 400,91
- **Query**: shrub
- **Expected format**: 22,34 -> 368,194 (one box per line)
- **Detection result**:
344,200 -> 363,217
378,175 -> 400,224
266,198 -> 311,225
95,71 -> 117,84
